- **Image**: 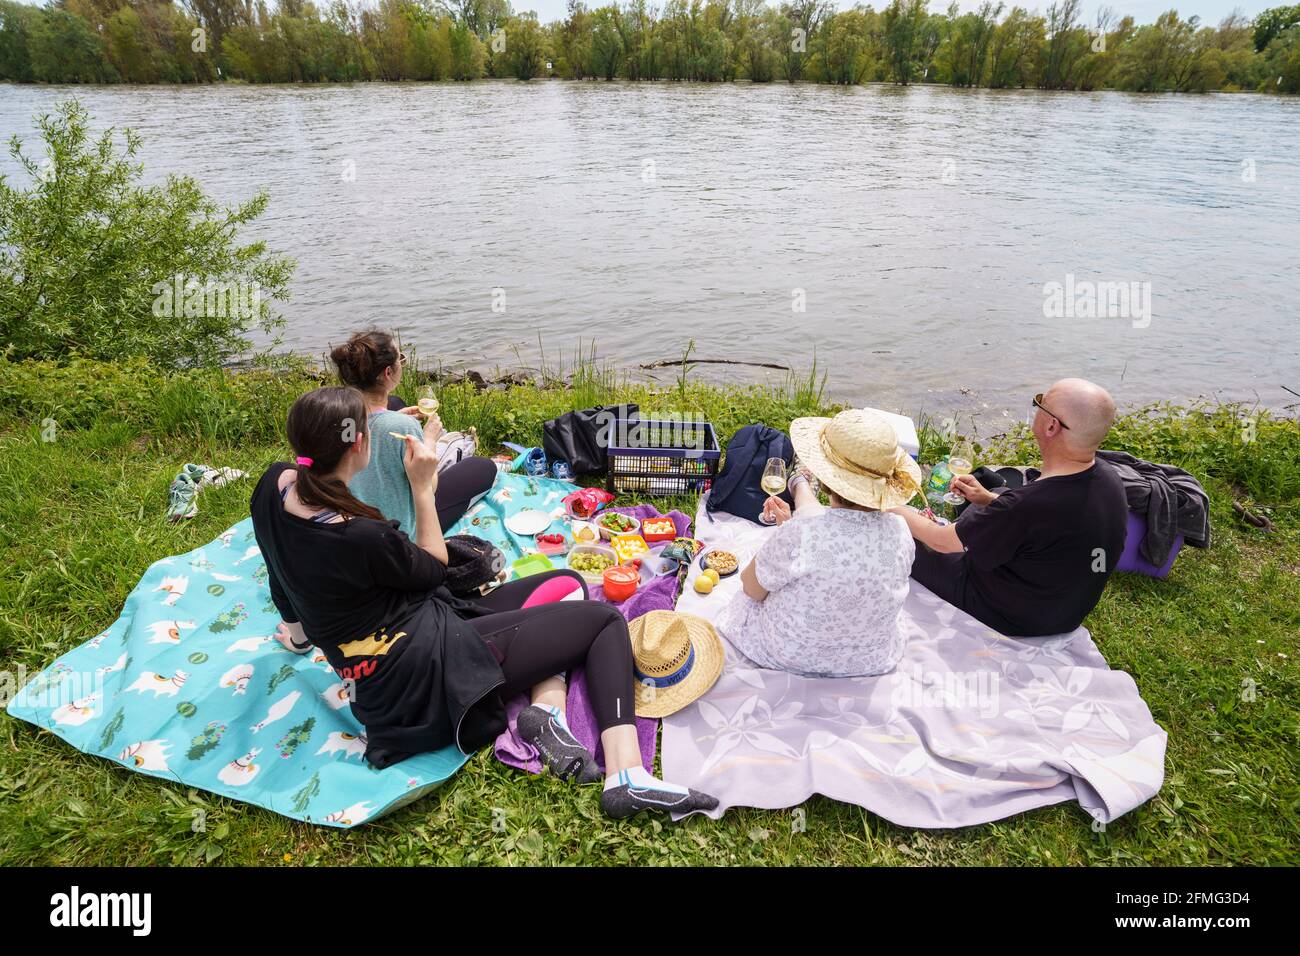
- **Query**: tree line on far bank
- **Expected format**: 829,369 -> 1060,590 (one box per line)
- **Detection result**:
1,0 -> 1298,93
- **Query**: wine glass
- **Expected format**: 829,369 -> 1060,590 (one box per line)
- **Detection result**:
417,386 -> 440,419
759,458 -> 788,525
418,387 -> 444,424
943,439 -> 976,506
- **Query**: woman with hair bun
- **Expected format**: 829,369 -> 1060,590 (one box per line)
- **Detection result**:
250,387 -> 717,819
330,329 -> 495,534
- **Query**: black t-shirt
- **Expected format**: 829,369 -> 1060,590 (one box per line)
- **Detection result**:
249,464 -> 504,765
955,461 -> 1127,637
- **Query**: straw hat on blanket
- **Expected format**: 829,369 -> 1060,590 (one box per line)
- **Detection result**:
630,611 -> 724,718
789,409 -> 924,511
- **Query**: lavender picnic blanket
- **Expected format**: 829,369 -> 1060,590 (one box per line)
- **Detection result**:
493,504 -> 692,774
661,500 -> 1168,827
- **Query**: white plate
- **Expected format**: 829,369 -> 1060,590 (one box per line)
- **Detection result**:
504,509 -> 552,537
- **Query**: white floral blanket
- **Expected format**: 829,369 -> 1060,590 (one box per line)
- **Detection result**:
662,501 -> 1168,827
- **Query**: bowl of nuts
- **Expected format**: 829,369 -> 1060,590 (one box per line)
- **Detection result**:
698,548 -> 739,577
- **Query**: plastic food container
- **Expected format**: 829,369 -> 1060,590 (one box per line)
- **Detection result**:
510,553 -> 555,580
602,565 -> 640,602
534,532 -> 568,557
610,534 -> 650,565
567,544 -> 618,586
640,515 -> 677,543
597,512 -> 640,540
570,520 -> 600,546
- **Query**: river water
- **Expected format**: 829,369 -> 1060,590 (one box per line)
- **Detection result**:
4,81 -> 1298,426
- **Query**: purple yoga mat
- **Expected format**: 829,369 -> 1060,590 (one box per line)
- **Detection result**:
494,505 -> 693,774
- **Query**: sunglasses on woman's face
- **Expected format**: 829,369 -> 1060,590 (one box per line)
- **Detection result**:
1032,393 -> 1070,430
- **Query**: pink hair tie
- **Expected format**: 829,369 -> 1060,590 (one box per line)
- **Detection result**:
296,456 -> 314,468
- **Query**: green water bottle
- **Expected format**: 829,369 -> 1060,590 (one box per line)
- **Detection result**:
926,456 -> 954,497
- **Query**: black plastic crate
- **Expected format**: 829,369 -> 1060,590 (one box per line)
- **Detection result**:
606,419 -> 721,496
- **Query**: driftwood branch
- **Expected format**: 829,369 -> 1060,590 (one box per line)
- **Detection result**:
638,358 -> 791,371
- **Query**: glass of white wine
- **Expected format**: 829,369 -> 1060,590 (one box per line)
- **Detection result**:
759,457 -> 788,525
943,439 -> 976,506
417,386 -> 440,419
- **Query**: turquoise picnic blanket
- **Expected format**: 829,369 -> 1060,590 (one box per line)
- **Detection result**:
5,470 -> 578,827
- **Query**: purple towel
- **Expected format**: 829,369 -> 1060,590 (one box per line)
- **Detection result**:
494,505 -> 693,774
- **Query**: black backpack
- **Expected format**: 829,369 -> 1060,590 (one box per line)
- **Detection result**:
705,425 -> 795,524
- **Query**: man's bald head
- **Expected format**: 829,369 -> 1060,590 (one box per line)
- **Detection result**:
1042,378 -> 1116,453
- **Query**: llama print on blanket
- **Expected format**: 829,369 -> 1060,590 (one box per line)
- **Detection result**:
320,682 -> 351,710
128,670 -> 189,698
96,652 -> 128,676
146,620 -> 196,645
316,731 -> 367,760
234,545 -> 262,566
225,634 -> 273,654
217,747 -> 262,787
323,801 -> 374,826
52,693 -> 100,727
251,691 -> 300,733
154,575 -> 189,607
218,527 -> 238,548
220,664 -> 254,696
118,740 -> 172,772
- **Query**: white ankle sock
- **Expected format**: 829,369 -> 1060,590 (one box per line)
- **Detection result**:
604,766 -> 688,794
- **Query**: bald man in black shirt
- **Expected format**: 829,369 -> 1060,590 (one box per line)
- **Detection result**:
891,378 -> 1128,637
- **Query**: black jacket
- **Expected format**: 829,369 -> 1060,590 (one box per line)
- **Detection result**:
251,464 -> 506,769
1096,451 -> 1211,565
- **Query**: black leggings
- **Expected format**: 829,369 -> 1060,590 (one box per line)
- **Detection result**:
434,456 -> 498,529
466,571 -> 636,732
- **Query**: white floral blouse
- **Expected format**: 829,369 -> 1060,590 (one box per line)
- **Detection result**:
716,508 -> 915,678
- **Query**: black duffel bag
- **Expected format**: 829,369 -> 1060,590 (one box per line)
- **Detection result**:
542,404 -> 640,477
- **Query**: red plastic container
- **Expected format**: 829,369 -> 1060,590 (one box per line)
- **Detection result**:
640,516 -> 677,543
602,565 -> 639,602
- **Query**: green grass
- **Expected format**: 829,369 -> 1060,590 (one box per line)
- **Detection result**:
0,357 -> 1296,865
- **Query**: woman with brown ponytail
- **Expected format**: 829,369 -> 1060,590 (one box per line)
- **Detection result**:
329,329 -> 496,534
250,387 -> 717,819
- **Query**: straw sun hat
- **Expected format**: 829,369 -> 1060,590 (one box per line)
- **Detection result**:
629,610 -> 724,718
789,409 -> 924,511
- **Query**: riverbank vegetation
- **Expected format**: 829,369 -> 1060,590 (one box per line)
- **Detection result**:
1,0 -> 1298,93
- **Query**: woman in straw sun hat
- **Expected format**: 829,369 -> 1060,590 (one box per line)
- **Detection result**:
716,408 -> 923,678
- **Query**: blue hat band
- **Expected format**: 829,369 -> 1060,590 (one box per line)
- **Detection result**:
634,644 -> 695,689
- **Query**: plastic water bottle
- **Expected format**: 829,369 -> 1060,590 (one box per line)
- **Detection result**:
926,456 -> 954,497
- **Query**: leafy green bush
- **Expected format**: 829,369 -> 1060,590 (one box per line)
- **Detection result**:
0,100 -> 294,368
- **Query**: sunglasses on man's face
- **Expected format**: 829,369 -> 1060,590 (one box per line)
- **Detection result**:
1032,393 -> 1070,430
